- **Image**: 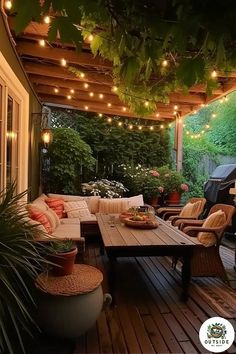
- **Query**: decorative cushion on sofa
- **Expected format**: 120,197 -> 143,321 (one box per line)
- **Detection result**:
45,198 -> 65,219
27,206 -> 53,234
197,210 -> 226,247
128,194 -> 144,208
98,198 -> 129,213
51,224 -> 81,240
48,193 -> 84,202
64,201 -> 92,219
44,208 -> 60,231
32,194 -> 48,211
47,193 -> 101,214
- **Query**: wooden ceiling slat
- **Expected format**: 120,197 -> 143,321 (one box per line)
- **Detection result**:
38,94 -> 174,120
17,40 -> 112,69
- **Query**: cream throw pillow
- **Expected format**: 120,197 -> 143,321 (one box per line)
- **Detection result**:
64,201 -> 92,219
197,210 -> 226,247
179,202 -> 195,217
98,198 -> 129,213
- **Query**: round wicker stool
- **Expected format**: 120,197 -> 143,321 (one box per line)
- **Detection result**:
35,264 -> 110,338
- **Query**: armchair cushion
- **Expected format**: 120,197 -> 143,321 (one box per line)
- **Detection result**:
197,210 -> 226,247
179,200 -> 202,218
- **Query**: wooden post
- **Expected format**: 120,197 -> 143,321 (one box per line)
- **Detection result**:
175,114 -> 183,171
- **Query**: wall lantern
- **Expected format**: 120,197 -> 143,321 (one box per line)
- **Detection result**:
41,128 -> 53,146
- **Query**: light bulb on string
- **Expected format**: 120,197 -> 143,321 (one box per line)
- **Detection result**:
118,121 -> 122,126
211,70 -> 217,78
211,113 -> 217,118
4,1 -> 12,10
80,72 -> 85,78
61,58 -> 67,67
83,83 -> 89,89
205,124 -> 210,129
168,123 -> 172,128
84,106 -> 89,110
160,124 -> 164,129
156,113 -> 160,117
54,88 -> 59,93
144,101 -> 149,107
67,95 -> 72,100
162,59 -> 168,67
107,103 -> 112,107
98,113 -> 103,117
43,16 -> 51,24
39,39 -> 46,47
99,94 -> 104,99
122,107 -> 127,112
174,105 -> 178,110
129,124 -> 133,130
70,89 -> 74,94
150,126 -> 154,130
88,34 -> 94,42
89,92 -> 94,97
138,125 -> 142,130
107,118 -> 112,123
112,86 -> 118,92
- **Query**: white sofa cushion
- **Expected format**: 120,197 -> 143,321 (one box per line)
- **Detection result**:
64,201 -> 92,219
48,193 -> 84,202
52,224 -> 81,240
128,194 -> 144,208
98,198 -> 129,213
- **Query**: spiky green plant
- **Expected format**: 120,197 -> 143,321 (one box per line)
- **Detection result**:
0,183 -> 49,354
50,239 -> 76,254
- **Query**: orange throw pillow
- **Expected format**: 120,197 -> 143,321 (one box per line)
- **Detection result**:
28,207 -> 52,234
45,198 -> 64,219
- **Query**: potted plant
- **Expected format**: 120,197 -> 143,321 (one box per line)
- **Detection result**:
158,166 -> 189,204
0,183 -> 50,354
49,239 -> 78,276
81,179 -> 128,198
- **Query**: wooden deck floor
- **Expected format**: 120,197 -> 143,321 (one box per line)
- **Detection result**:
31,240 -> 236,354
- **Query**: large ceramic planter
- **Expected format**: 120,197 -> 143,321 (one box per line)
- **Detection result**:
37,285 -> 111,338
35,264 -> 112,338
166,191 -> 181,205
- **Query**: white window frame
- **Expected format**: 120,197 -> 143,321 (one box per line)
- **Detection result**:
0,51 -> 29,193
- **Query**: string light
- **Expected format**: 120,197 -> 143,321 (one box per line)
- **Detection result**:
4,1 -> 12,10
80,72 -> 85,78
168,123 -> 172,128
160,124 -> 164,129
186,131 -> 190,135
43,16 -> 51,24
193,110 -> 197,114
84,106 -> 89,110
67,95 -> 72,100
138,125 -> 142,130
144,101 -> 149,107
88,34 -> 94,42
83,83 -> 89,88
54,88 -> 59,93
174,105 -> 178,110
39,39 -> 46,47
211,113 -> 217,118
122,107 -> 127,112
118,122 -> 123,126
211,70 -> 217,78
150,126 -> 154,130
205,124 -> 210,129
107,117 -> 112,123
156,113 -> 160,117
61,58 -> 67,67
98,113 -> 103,117
70,89 -> 74,94
99,94 -> 104,99
112,86 -> 118,92
162,59 -> 168,67
129,124 -> 133,129
89,92 -> 94,97
200,103 -> 205,107
107,103 -> 112,107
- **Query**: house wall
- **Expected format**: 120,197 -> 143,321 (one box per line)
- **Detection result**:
0,11 -> 41,200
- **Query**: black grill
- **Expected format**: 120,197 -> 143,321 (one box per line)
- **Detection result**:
204,164 -> 236,232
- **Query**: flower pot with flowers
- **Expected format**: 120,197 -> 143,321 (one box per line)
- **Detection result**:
141,169 -> 163,206
81,179 -> 128,198
158,166 -> 189,205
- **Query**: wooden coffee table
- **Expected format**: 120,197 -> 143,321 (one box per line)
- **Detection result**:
96,213 -> 202,301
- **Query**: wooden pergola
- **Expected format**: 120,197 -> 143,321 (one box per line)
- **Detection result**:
9,19 -> 236,122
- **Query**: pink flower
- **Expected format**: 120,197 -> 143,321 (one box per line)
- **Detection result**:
158,186 -> 164,193
180,183 -> 189,192
151,170 -> 160,177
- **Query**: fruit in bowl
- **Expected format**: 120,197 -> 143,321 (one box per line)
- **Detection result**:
131,214 -> 149,221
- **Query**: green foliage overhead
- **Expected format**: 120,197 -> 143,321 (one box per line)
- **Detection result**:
12,0 -> 236,115
45,128 -> 95,194
50,108 -> 170,177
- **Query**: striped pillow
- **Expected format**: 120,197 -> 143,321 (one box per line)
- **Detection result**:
28,206 -> 52,234
45,198 -> 64,219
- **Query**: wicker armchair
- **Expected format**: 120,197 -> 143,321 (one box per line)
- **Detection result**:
157,197 -> 206,221
175,204 -> 235,282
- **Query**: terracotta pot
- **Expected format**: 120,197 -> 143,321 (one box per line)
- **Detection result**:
150,196 -> 158,207
166,191 -> 181,205
50,247 -> 78,276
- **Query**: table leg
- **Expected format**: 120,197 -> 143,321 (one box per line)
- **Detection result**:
181,250 -> 192,301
